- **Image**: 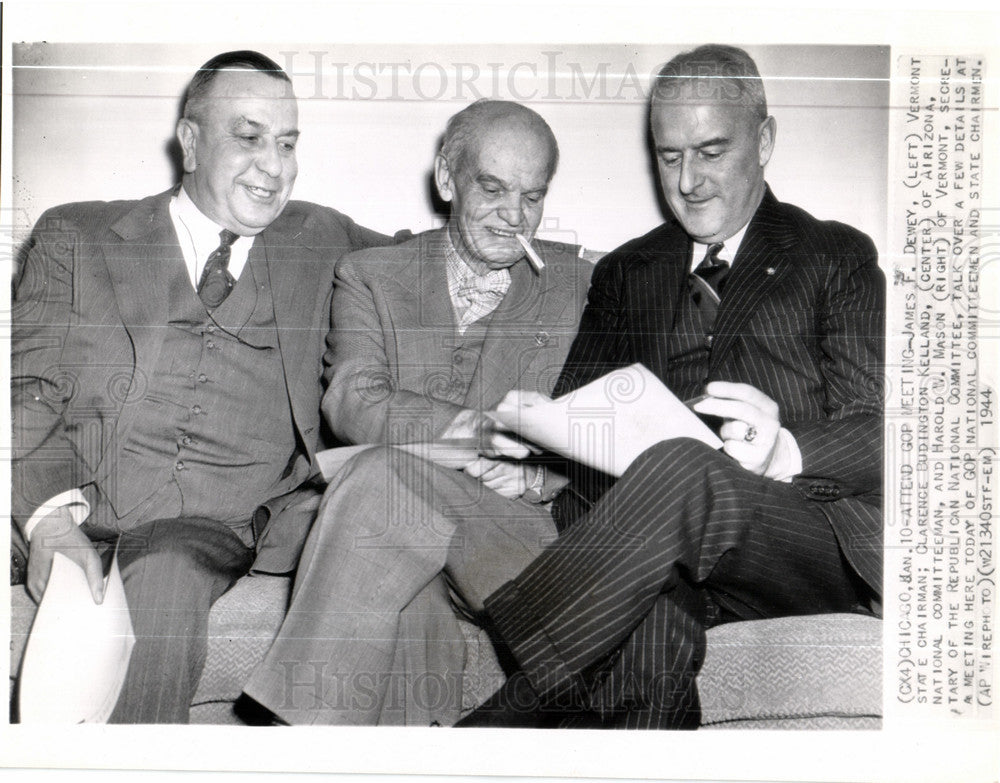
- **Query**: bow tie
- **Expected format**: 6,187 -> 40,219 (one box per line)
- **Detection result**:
456,272 -> 509,302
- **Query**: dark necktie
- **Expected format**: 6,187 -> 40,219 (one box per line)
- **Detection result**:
693,242 -> 729,299
197,229 -> 239,309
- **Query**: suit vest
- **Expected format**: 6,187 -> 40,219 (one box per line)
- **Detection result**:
92,251 -> 298,535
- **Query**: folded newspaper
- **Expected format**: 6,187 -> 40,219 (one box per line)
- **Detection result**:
488,363 -> 723,477
18,552 -> 136,723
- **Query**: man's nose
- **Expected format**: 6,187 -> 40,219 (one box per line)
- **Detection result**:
497,195 -> 525,227
678,154 -> 703,195
255,140 -> 284,178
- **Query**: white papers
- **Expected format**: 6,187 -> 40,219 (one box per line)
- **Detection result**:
316,439 -> 483,480
489,363 -> 723,477
18,552 -> 136,724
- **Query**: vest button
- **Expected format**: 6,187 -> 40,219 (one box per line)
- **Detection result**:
206,325 -> 216,334
206,340 -> 216,349
181,435 -> 192,446
192,404 -> 202,415
198,374 -> 208,383
175,460 -> 185,471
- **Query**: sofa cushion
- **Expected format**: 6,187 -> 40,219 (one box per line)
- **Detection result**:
10,577 -> 881,727
698,613 -> 882,727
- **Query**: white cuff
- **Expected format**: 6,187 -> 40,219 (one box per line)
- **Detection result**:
765,428 -> 803,483
24,489 -> 91,541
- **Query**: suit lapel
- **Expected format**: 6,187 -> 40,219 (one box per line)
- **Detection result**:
264,210 -> 318,385
264,209 -> 342,458
381,231 -> 456,371
628,222 -> 691,377
103,192 -> 181,447
464,256 -> 541,408
709,189 -> 797,372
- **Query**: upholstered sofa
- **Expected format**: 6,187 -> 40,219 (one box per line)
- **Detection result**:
10,575 -> 881,728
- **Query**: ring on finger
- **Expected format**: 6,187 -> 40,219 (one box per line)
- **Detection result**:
744,424 -> 757,443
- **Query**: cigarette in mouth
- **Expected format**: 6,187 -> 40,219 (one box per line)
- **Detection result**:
516,233 -> 545,273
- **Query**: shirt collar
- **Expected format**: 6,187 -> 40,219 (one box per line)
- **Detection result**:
443,231 -> 512,290
170,187 -> 255,286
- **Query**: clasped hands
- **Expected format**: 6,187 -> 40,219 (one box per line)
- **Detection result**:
440,407 -> 537,499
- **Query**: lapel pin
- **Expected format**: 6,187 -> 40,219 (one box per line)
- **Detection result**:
534,331 -> 549,346
766,266 -> 777,275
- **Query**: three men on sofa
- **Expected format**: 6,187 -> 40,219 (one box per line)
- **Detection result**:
12,44 -> 884,728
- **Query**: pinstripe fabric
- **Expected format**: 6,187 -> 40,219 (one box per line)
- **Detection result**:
107,517 -> 253,724
552,188 -> 884,590
487,188 -> 885,727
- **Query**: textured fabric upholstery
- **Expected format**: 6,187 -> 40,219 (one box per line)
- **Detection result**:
9,576 -> 881,727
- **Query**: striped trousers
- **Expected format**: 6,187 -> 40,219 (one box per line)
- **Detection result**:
485,438 -> 873,729
103,517 -> 254,724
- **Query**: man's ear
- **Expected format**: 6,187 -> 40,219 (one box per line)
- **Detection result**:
177,118 -> 199,174
757,115 -> 776,168
434,154 -> 454,202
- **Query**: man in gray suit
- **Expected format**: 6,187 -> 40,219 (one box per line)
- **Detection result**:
242,100 -> 593,725
11,50 -> 391,723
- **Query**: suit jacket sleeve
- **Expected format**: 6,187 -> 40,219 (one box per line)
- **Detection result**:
787,231 -> 885,495
321,251 -> 464,444
10,208 -> 90,531
552,251 -> 631,397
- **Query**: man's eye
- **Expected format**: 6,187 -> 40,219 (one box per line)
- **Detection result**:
279,141 -> 297,153
481,186 -> 500,196
240,135 -> 260,145
524,194 -> 543,206
662,155 -> 681,167
701,150 -> 722,161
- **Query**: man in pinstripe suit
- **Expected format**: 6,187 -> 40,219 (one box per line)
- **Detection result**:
459,44 -> 885,729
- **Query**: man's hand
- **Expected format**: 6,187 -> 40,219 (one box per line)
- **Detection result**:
440,408 -> 532,460
693,381 -> 783,476
463,457 -> 531,499
26,507 -> 104,604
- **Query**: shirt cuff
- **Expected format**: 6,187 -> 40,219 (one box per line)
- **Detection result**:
765,428 -> 803,483
23,489 -> 91,541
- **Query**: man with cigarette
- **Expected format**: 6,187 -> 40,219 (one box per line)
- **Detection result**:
458,44 -> 885,728
241,99 -> 592,725
10,50 -> 394,723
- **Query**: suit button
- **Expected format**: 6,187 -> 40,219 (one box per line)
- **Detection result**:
206,325 -> 217,334
206,340 -> 216,349
192,405 -> 202,415
181,435 -> 192,446
198,374 -> 208,383
705,335 -> 714,347
534,331 -> 550,346
175,460 -> 185,471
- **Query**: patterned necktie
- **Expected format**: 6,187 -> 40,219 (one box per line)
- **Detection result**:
197,229 -> 239,309
693,242 -> 729,299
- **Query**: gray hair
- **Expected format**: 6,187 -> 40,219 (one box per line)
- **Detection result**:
440,99 -> 559,181
652,44 -> 767,121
